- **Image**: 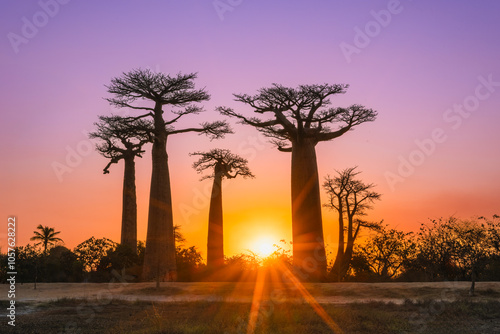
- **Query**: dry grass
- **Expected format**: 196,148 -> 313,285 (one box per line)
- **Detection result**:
3,299 -> 500,334
2,282 -> 500,333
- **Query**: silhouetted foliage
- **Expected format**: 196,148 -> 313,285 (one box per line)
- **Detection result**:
448,219 -> 496,295
10,244 -> 41,283
191,149 -> 254,269
43,246 -> 83,282
98,244 -> 140,279
345,253 -> 376,282
219,83 -> 377,280
191,149 -> 254,180
30,224 -> 63,255
323,167 -> 382,281
106,68 -> 231,281
74,237 -> 117,273
263,240 -> 293,267
89,115 -> 152,174
90,116 -> 153,253
412,218 -> 460,281
176,246 -> 204,281
352,225 -> 416,280
3,215 -> 499,284
171,225 -> 205,281
390,216 -> 500,293
222,253 -> 261,282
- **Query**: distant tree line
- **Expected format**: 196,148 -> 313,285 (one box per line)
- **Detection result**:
348,215 -> 500,295
5,68 -> 497,291
1,216 -> 498,295
0,225 -> 205,284
88,68 -> 377,282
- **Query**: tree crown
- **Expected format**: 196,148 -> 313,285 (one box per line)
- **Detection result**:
89,115 -> 153,173
30,224 -> 63,253
105,68 -> 232,140
218,83 -> 377,151
190,148 -> 255,180
106,69 -> 210,107
324,166 -> 381,217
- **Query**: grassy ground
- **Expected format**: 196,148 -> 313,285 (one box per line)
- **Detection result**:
1,282 -> 500,333
2,299 -> 500,333
4,281 -> 500,303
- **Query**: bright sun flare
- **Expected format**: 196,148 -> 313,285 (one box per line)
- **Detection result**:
252,237 -> 276,258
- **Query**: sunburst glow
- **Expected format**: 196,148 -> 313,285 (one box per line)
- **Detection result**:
251,236 -> 276,258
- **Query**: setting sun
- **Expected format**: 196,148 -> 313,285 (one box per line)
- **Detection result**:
251,236 -> 276,258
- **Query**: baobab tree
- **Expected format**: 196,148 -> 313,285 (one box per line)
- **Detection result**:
218,84 -> 376,280
106,69 -> 231,281
30,224 -> 63,255
323,167 -> 382,281
89,115 -> 152,253
190,149 -> 254,269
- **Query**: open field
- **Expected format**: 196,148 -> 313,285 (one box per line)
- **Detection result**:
3,281 -> 500,304
1,281 -> 500,333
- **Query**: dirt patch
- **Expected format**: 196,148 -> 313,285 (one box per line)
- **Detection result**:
2,281 -> 500,304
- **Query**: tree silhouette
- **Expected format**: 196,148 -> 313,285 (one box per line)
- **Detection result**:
191,149 -> 254,269
323,167 -> 382,281
415,218 -> 458,281
416,217 -> 496,295
218,84 -> 376,280
74,237 -> 117,273
355,225 -> 416,279
106,69 -> 231,281
448,219 -> 493,296
30,224 -> 63,255
89,115 -> 152,253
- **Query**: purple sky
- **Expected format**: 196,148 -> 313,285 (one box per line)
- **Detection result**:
1,0 -> 499,255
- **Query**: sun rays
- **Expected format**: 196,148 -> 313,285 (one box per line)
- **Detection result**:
244,262 -> 344,334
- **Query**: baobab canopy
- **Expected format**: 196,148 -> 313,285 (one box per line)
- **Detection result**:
219,83 -> 377,280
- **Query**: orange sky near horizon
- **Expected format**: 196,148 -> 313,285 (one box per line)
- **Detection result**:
2,121 -> 498,260
1,1 -> 500,261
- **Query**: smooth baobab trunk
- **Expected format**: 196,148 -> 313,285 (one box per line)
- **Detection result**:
330,200 -> 345,281
290,139 -> 327,281
207,169 -> 224,269
121,155 -> 137,253
143,109 -> 177,281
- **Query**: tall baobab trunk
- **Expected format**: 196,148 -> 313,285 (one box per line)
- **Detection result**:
290,139 -> 327,280
207,166 -> 224,269
121,154 -> 137,253
143,107 -> 177,281
330,199 -> 345,281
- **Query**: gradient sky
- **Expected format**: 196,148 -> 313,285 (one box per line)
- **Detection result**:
1,0 -> 499,259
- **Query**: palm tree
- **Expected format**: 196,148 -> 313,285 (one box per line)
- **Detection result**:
30,224 -> 63,255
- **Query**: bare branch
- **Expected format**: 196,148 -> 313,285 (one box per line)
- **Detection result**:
221,83 -> 376,151
190,148 -> 255,180
217,106 -> 279,128
89,115 -> 153,173
316,105 -> 377,142
164,105 -> 204,125
168,121 -> 233,140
